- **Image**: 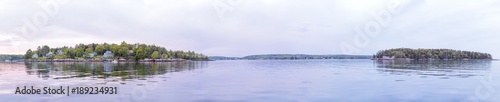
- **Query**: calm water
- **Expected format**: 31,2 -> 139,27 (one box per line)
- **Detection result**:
0,60 -> 499,102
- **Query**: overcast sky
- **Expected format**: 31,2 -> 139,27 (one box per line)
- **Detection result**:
0,0 -> 499,58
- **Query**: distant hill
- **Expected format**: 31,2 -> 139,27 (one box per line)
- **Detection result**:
210,54 -> 372,60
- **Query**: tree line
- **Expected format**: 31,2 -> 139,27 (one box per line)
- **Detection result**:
24,41 -> 209,61
374,48 -> 492,60
240,54 -> 372,60
0,54 -> 24,61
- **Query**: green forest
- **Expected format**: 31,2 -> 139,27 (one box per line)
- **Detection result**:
24,41 -> 208,61
374,48 -> 492,60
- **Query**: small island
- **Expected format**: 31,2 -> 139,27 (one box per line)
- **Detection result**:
373,48 -> 493,60
23,41 -> 209,62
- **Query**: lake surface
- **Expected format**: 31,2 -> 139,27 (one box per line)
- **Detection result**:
0,60 -> 499,102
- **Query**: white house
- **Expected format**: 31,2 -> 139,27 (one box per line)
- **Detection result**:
87,52 -> 97,58
32,53 -> 38,59
381,56 -> 394,60
57,50 -> 64,55
46,52 -> 54,57
103,51 -> 113,59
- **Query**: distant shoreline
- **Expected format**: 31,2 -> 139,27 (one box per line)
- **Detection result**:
209,54 -> 372,60
372,58 -> 495,61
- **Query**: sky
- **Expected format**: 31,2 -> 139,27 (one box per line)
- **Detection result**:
0,0 -> 499,58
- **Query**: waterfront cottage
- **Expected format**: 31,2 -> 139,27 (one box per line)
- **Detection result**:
57,50 -> 63,55
46,52 -> 54,57
89,52 -> 97,58
32,54 -> 38,59
103,51 -> 113,59
381,56 -> 394,60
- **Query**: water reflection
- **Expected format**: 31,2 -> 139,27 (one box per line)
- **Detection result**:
375,60 -> 492,79
23,61 -> 208,80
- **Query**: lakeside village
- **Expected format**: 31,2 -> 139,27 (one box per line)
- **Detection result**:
26,50 -> 186,62
23,42 -> 209,62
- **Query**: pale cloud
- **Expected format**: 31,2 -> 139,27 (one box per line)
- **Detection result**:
0,0 -> 499,58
